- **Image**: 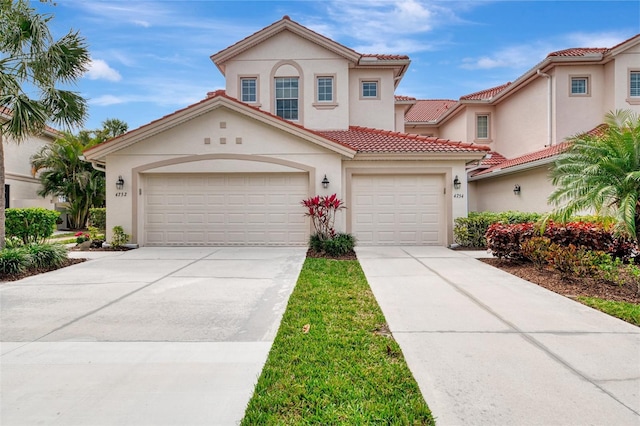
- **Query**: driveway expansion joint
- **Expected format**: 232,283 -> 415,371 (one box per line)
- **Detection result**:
400,248 -> 640,417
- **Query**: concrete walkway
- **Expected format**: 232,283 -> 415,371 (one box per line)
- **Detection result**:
1,247 -> 306,426
357,246 -> 640,426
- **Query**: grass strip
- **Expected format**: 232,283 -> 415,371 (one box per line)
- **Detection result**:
577,296 -> 640,326
241,258 -> 434,425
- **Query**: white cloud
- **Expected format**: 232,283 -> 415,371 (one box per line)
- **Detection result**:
86,59 -> 122,82
90,95 -> 126,106
316,0 -> 465,53
565,31 -> 631,48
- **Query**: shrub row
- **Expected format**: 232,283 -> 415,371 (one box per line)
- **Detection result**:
0,243 -> 68,276
309,233 -> 356,257
5,208 -> 60,244
453,211 -> 542,248
521,237 -> 640,288
486,221 -> 636,260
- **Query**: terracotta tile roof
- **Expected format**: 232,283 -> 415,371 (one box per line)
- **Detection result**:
405,99 -> 458,122
479,151 -> 507,167
361,53 -> 410,60
547,47 -> 608,57
461,82 -> 512,101
395,95 -> 416,102
473,143 -> 570,176
585,123 -> 608,137
318,126 -> 489,154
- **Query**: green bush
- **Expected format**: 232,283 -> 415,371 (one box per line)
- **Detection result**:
309,233 -> 356,257
111,226 -> 129,248
0,248 -> 31,275
88,208 -> 106,231
521,237 -> 552,270
454,211 -> 542,248
25,243 -> 68,269
5,208 -> 60,244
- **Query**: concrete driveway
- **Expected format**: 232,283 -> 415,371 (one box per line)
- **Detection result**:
1,247 -> 306,426
357,246 -> 640,426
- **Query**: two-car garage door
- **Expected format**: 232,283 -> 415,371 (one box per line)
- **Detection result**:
143,173 -> 308,246
351,174 -> 445,245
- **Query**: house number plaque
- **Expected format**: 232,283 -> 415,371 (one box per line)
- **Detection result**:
453,194 -> 464,198
115,192 -> 128,197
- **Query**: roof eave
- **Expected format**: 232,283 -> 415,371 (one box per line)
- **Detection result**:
354,151 -> 488,161
469,156 -> 556,181
84,96 -> 357,162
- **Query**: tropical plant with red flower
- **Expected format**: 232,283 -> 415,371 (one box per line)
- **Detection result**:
301,194 -> 345,241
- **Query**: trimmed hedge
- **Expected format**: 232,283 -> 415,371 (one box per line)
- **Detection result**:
88,208 -> 106,231
5,208 -> 60,244
309,233 -> 356,257
486,221 -> 636,260
454,211 -> 542,248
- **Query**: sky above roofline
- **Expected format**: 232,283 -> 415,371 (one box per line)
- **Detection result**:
33,0 -> 640,131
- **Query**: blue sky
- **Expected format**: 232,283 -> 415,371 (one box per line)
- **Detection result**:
34,0 -> 640,131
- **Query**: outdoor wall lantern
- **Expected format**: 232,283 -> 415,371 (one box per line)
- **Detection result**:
513,184 -> 521,195
116,175 -> 125,191
322,175 -> 330,189
453,175 -> 461,190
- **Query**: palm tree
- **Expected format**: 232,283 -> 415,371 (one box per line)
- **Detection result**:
31,118 -> 127,230
0,0 -> 90,247
548,110 -> 640,240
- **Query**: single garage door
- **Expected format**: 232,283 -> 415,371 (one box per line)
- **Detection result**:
352,174 -> 444,245
144,173 -> 309,246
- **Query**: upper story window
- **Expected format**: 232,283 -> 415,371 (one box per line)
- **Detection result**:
361,80 -> 379,99
630,71 -> 640,97
275,77 -> 299,120
317,77 -> 333,102
240,77 -> 257,103
570,76 -> 589,96
476,114 -> 490,140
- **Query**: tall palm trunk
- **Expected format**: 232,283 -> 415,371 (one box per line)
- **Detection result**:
0,132 -> 5,250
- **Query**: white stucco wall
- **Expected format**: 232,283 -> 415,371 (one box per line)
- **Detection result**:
438,109 -> 467,143
470,166 -> 555,213
554,65 -> 606,140
613,42 -> 640,111
224,31 -> 351,130
103,106 -> 345,244
349,68 -> 396,130
3,133 -> 55,209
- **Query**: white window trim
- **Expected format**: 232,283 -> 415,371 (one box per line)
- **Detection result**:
274,76 -> 300,121
359,78 -> 380,100
475,113 -> 491,142
627,69 -> 640,105
238,75 -> 260,106
569,75 -> 590,97
313,74 -> 338,109
270,60 -> 303,123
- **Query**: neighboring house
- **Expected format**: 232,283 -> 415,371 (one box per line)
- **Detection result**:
84,16 -> 489,247
404,34 -> 640,213
1,107 -> 58,211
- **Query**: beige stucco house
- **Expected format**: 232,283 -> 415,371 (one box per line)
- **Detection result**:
84,16 -> 489,247
404,34 -> 640,213
1,108 -> 57,211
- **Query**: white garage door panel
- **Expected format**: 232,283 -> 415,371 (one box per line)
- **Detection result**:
144,173 -> 308,246
352,175 -> 444,246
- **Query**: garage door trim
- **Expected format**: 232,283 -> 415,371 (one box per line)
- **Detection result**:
345,167 -> 453,246
131,154 -> 316,245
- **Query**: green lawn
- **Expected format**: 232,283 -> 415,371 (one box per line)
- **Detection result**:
578,297 -> 640,326
241,258 -> 434,425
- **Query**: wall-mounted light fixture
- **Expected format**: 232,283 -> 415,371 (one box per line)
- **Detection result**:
116,175 -> 125,191
453,175 -> 461,190
513,184 -> 521,195
322,175 -> 330,189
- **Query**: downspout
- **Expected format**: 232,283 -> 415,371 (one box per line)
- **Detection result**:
537,69 -> 552,146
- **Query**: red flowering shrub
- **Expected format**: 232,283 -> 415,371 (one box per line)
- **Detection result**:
486,220 -> 636,260
301,194 -> 345,241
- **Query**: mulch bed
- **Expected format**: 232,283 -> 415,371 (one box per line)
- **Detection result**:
0,258 -> 87,282
481,258 -> 640,304
306,248 -> 357,261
